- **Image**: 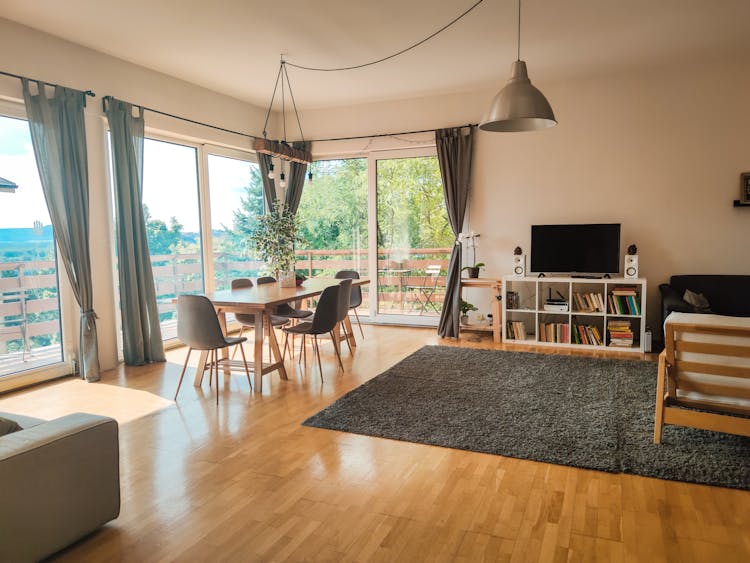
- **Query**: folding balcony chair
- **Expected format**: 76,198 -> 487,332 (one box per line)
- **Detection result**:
408,265 -> 442,314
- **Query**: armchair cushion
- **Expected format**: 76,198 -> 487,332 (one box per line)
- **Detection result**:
0,412 -> 120,562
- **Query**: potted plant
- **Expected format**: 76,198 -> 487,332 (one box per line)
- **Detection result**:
249,199 -> 300,287
460,298 -> 478,325
462,262 -> 485,279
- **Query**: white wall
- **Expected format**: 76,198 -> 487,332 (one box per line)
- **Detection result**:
0,18 -> 269,370
301,57 -> 750,331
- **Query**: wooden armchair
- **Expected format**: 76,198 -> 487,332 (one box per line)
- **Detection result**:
654,312 -> 750,443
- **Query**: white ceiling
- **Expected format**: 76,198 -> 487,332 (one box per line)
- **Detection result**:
3,0 -> 750,109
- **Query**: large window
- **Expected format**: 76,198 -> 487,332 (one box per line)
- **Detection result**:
207,152 -> 264,290
295,151 -> 451,324
141,138 -> 203,340
297,158 -> 369,312
0,114 -> 63,377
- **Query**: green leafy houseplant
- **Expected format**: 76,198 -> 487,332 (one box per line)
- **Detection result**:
249,200 -> 300,282
459,298 -> 478,324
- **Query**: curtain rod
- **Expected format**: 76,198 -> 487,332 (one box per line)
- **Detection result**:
310,124 -> 477,143
0,70 -> 95,97
101,95 -> 475,145
102,95 -> 257,140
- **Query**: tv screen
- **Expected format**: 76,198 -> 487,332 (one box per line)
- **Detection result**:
531,224 -> 621,274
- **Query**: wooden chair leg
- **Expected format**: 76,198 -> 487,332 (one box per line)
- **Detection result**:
174,347 -> 192,400
654,350 -> 667,444
208,349 -> 214,388
340,322 -> 352,354
299,335 -> 307,366
282,331 -> 289,361
214,350 -> 219,406
330,331 -> 345,372
238,342 -> 252,393
313,335 -> 323,384
353,308 -> 364,338
231,327 -> 244,359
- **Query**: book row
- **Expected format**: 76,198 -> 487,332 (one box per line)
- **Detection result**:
506,320 -> 527,340
608,293 -> 641,315
539,322 -> 569,343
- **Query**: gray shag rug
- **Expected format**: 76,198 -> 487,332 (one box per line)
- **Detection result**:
303,346 -> 750,490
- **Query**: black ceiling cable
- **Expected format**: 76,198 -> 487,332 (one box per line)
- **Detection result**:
285,0 -> 486,72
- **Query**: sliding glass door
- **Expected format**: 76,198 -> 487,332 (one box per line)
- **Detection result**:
205,150 -> 265,290
141,137 -> 203,341
372,150 -> 452,323
297,158 -> 369,313
0,113 -> 64,377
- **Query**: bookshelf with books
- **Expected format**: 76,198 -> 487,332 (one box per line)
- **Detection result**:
502,276 -> 646,353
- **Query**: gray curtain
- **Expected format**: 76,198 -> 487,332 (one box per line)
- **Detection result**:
256,153 -> 277,211
285,141 -> 309,214
22,79 -> 101,382
436,126 -> 475,338
105,97 -> 165,365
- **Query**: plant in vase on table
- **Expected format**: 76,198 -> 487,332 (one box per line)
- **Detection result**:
462,262 -> 485,279
249,199 -> 301,287
460,298 -> 478,325
458,231 -> 484,278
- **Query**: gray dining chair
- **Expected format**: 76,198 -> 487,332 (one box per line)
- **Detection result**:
335,270 -> 364,338
230,278 -> 288,362
173,294 -> 252,404
281,284 -> 342,383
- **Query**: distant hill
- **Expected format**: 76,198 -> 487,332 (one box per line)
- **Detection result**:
0,225 -> 54,242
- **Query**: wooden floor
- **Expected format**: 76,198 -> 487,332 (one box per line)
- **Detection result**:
1,326 -> 748,562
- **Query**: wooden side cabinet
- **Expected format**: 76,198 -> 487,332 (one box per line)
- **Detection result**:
459,277 -> 503,343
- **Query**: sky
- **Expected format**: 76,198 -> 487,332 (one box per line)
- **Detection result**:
0,115 -> 50,229
0,115 -> 256,235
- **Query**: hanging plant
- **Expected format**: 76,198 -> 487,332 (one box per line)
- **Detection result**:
249,200 -> 300,276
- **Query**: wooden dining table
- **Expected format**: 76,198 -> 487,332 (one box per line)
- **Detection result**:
194,277 -> 370,391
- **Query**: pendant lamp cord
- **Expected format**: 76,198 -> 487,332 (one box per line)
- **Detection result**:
517,0 -> 521,61
281,57 -> 287,142
285,0 -> 486,72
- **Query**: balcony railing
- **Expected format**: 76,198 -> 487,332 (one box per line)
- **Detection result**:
0,247 -> 451,375
0,261 -> 62,377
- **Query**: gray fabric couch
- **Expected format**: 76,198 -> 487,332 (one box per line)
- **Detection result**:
0,411 -> 120,562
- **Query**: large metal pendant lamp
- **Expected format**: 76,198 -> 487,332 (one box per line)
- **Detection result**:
480,0 -> 556,132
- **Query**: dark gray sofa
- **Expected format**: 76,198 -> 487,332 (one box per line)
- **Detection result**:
659,275 -> 750,325
0,411 -> 120,562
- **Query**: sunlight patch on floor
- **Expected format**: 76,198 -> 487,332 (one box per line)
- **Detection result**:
0,378 -> 174,424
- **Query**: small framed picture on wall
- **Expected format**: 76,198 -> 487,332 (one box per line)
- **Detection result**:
742,172 -> 750,204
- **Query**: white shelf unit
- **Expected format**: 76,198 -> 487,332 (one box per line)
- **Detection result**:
502,276 -> 647,353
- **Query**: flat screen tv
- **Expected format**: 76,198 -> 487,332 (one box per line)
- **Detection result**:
531,223 -> 621,274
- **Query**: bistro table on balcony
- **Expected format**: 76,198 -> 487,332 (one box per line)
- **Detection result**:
195,277 -> 369,391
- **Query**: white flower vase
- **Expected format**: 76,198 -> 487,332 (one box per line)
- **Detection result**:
278,269 -> 296,288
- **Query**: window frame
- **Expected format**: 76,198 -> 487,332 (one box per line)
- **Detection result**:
368,146 -> 444,327
0,99 -> 75,391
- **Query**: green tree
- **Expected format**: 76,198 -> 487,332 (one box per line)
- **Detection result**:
220,165 -> 265,256
297,159 -> 368,251
143,204 -> 184,255
376,156 -> 452,250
